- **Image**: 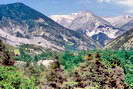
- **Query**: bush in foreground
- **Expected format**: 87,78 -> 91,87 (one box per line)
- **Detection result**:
0,66 -> 36,89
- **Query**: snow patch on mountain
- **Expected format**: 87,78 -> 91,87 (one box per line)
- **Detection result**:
87,27 -> 119,39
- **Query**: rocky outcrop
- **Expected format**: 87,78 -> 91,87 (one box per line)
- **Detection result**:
0,40 -> 15,66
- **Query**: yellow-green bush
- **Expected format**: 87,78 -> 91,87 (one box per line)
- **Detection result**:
0,66 -> 36,89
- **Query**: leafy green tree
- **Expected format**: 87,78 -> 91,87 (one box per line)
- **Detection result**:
59,51 -> 84,70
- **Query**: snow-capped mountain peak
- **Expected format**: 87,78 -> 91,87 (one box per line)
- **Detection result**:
50,11 -> 111,29
50,11 -> 123,46
71,11 -> 94,17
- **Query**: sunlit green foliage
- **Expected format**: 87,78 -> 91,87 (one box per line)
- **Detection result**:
59,50 -> 85,70
0,66 -> 36,89
15,45 -> 58,62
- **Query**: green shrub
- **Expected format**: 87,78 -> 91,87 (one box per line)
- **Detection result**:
15,50 -> 35,62
125,73 -> 133,88
15,45 -> 58,62
59,51 -> 84,70
0,66 -> 36,89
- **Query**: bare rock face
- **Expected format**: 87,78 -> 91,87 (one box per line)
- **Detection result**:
37,60 -> 56,68
14,59 -> 60,70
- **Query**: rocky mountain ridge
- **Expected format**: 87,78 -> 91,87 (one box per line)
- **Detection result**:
105,29 -> 133,50
50,11 -> 124,46
0,3 -> 101,51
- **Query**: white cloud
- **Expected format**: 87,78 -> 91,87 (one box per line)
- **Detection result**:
117,0 -> 133,6
97,0 -> 112,3
97,0 -> 133,13
97,0 -> 133,6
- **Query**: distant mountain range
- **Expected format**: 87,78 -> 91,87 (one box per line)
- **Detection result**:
103,15 -> 133,28
0,3 -> 101,51
0,3 -> 132,51
50,12 -> 133,46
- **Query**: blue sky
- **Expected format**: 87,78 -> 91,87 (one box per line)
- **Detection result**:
0,0 -> 133,16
